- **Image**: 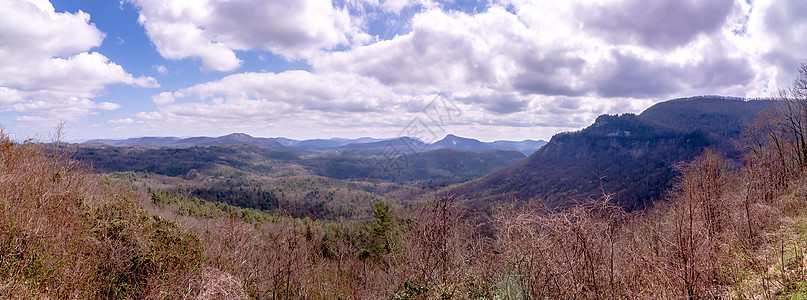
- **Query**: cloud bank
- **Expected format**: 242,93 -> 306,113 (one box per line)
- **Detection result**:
4,0 -> 807,141
0,0 -> 156,124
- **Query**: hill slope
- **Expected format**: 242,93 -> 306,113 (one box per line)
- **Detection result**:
306,148 -> 525,182
488,139 -> 548,155
85,133 -> 286,149
452,96 -> 772,209
0,134 -> 222,298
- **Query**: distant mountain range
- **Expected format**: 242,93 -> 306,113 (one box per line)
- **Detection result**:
79,95 -> 770,211
84,133 -> 547,155
450,96 -> 773,210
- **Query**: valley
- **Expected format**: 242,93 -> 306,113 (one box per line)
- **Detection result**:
74,96 -> 773,220
9,91 -> 807,298
73,134 -> 533,220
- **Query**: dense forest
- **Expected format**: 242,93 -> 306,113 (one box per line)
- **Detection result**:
71,144 -> 524,221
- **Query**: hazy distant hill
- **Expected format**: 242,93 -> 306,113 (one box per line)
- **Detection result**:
293,137 -> 387,149
427,135 -> 546,155
336,137 -> 427,153
85,133 -> 544,155
85,133 -> 287,149
339,135 -> 546,155
430,134 -> 495,151
85,134 -> 392,151
73,143 -> 299,177
487,139 -> 547,155
305,148 -> 525,183
426,134 -> 546,155
84,136 -> 182,147
451,96 -> 772,210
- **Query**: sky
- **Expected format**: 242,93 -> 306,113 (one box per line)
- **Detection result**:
1,0 -> 806,142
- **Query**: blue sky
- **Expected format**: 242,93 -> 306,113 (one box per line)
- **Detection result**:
1,0 -> 806,142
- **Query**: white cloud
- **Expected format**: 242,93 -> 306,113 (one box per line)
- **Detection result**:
743,0 -> 807,90
380,0 -> 436,14
147,70 -> 402,116
6,97 -> 120,122
313,8 -> 517,93
314,1 -> 787,102
131,66 -> 656,140
4,52 -> 158,98
151,92 -> 175,105
131,70 -> 483,136
0,0 -> 156,123
580,0 -> 737,49
132,0 -> 356,71
123,0 -> 807,140
108,118 -> 135,124
152,65 -> 168,74
0,0 -> 102,59
0,87 -> 24,105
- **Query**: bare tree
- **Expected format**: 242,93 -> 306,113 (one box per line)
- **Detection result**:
748,61 -> 807,175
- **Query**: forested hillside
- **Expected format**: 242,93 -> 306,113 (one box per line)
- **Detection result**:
452,96 -> 772,209
71,143 -> 524,220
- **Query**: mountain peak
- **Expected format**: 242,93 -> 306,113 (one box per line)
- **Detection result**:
431,134 -> 493,151
438,134 -> 475,142
222,133 -> 253,139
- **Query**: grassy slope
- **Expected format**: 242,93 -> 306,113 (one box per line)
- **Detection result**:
727,180 -> 807,298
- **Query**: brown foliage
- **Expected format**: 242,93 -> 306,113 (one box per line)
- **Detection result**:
490,147 -> 804,299
129,140 -> 807,298
0,130 -> 209,298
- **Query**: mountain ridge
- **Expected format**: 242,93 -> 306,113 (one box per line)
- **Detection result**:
450,96 -> 773,210
85,133 -> 547,155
